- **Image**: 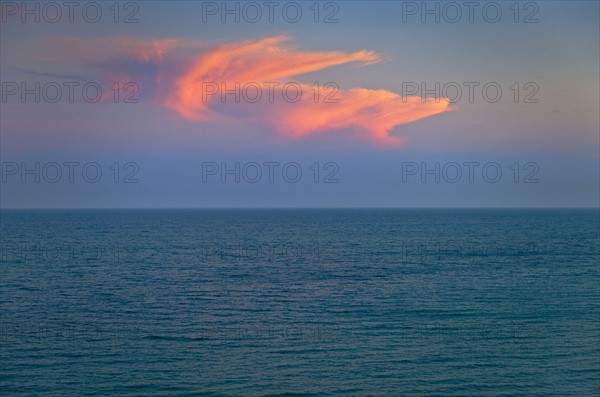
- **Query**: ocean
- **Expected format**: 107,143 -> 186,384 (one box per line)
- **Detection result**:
1,209 -> 599,396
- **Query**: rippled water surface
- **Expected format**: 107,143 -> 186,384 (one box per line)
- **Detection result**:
1,209 -> 599,396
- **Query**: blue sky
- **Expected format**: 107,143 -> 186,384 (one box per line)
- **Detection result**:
1,1 -> 598,207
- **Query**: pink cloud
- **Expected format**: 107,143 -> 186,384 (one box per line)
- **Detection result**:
48,35 -> 450,147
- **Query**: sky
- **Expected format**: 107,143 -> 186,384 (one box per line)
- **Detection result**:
0,0 -> 599,208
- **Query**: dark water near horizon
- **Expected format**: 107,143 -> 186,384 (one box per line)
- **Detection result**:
1,209 -> 599,396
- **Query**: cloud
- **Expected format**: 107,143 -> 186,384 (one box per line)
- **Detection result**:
263,87 -> 450,147
48,35 -> 450,147
45,36 -> 202,64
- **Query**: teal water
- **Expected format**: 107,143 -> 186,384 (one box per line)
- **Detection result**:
1,209 -> 599,396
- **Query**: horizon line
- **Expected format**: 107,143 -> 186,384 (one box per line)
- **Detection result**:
1,207 -> 598,211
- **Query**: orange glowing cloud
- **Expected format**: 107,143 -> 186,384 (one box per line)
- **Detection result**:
163,35 -> 449,146
266,87 -> 450,147
164,36 -> 380,119
47,35 -> 450,146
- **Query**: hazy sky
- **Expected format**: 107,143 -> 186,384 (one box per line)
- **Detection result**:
1,0 -> 598,207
